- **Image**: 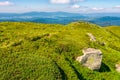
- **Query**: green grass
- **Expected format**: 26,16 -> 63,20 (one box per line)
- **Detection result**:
0,22 -> 120,80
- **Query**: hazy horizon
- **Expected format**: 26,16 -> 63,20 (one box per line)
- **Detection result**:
1,11 -> 120,14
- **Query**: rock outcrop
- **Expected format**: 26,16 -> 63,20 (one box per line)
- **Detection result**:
76,48 -> 102,71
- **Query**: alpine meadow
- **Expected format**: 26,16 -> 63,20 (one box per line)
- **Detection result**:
0,0 -> 120,80
0,22 -> 120,80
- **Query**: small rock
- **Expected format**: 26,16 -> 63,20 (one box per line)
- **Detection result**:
87,33 -> 96,42
100,42 -> 106,46
76,48 -> 102,71
115,64 -> 120,72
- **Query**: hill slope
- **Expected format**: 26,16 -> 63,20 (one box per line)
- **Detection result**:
0,22 -> 120,80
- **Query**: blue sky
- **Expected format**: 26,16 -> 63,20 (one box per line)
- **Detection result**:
0,0 -> 120,13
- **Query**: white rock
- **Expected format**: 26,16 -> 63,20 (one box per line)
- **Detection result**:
115,64 -> 120,72
76,48 -> 102,71
87,33 -> 96,42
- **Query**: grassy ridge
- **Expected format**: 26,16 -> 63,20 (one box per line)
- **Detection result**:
0,22 -> 120,80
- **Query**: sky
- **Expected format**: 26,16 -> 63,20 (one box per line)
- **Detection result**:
0,0 -> 120,13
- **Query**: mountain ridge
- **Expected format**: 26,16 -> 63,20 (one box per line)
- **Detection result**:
0,11 -> 120,26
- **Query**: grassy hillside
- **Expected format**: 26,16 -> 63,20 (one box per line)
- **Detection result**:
0,22 -> 120,80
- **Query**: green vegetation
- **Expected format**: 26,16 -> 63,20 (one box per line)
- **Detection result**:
0,22 -> 120,80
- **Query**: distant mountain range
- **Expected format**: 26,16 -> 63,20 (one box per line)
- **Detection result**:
0,12 -> 120,26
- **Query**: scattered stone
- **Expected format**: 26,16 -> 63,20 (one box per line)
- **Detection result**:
87,33 -> 96,42
76,48 -> 102,71
115,64 -> 120,72
99,42 -> 106,46
47,33 -> 52,38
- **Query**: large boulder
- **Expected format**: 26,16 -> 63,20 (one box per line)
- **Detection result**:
76,48 -> 102,71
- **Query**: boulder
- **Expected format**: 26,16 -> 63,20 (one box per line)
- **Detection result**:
76,48 -> 102,71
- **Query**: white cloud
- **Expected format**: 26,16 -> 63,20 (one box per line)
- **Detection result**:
71,4 -> 80,9
50,0 -> 70,4
92,7 -> 105,11
71,0 -> 85,4
114,5 -> 120,8
0,1 -> 13,6
73,0 -> 85,2
50,0 -> 85,4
